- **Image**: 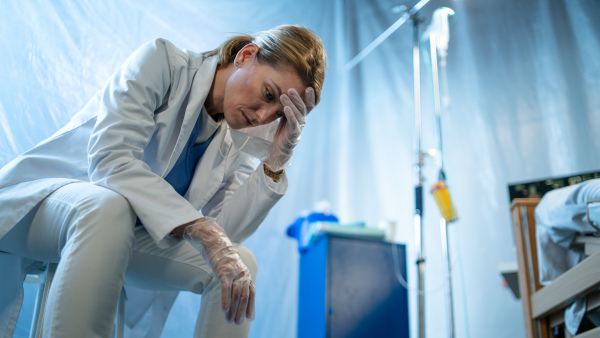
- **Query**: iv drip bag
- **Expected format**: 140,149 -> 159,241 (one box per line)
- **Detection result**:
424,7 -> 455,58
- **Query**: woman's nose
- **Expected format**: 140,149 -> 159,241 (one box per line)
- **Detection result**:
255,106 -> 278,125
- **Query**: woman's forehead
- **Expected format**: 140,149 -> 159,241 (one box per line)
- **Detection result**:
260,64 -> 306,97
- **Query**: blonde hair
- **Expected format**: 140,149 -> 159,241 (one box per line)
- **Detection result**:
204,25 -> 327,104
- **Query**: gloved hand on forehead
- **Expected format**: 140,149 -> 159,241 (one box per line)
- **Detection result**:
183,217 -> 255,324
264,87 -> 315,171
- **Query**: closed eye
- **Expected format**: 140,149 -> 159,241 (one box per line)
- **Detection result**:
266,88 -> 274,101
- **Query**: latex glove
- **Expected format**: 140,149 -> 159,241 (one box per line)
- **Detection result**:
265,87 -> 316,171
183,218 -> 255,324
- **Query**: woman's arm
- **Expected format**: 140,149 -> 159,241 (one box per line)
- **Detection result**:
87,39 -> 204,248
200,155 -> 288,243
200,87 -> 315,243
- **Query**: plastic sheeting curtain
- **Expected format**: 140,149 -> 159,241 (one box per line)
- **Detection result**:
1,1 -> 599,337
337,1 -> 600,337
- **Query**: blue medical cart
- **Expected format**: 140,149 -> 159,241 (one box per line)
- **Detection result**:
298,235 -> 409,338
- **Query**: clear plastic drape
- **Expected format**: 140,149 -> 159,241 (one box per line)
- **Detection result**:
1,1 -> 599,337
336,1 -> 600,337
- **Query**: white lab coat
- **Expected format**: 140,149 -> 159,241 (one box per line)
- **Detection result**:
0,38 -> 287,335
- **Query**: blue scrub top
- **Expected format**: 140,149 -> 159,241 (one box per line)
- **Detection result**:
164,110 -> 216,197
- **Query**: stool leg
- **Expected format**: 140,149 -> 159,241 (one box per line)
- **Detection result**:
30,263 -> 57,338
29,267 -> 45,338
116,287 -> 126,338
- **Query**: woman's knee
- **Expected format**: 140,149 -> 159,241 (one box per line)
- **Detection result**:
77,184 -> 136,226
46,183 -> 137,246
235,244 -> 257,280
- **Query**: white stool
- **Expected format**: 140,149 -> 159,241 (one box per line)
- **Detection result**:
25,263 -> 125,338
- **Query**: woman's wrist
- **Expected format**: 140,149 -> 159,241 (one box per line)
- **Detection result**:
263,163 -> 284,183
171,217 -> 207,237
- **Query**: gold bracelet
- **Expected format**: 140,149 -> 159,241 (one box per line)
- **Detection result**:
263,164 -> 284,183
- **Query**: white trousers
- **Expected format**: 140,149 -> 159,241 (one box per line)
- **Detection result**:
0,182 -> 256,337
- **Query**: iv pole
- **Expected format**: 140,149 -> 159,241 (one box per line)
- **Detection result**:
345,0 -> 431,71
345,2 -> 431,338
426,7 -> 457,338
431,33 -> 455,338
411,11 -> 427,338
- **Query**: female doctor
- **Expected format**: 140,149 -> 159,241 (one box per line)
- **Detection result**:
0,25 -> 326,337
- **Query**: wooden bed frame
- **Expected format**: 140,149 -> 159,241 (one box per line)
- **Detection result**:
511,198 -> 600,338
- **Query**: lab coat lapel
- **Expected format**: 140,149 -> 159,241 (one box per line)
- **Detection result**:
163,57 -> 218,177
186,125 -> 231,210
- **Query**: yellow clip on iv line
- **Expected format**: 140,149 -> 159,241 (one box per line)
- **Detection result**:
430,179 -> 458,223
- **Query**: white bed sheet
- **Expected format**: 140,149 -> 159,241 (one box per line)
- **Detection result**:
534,178 -> 600,335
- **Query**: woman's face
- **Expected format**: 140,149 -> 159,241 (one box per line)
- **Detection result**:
222,52 -> 306,130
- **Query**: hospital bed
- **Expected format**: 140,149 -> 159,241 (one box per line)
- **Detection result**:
511,179 -> 600,338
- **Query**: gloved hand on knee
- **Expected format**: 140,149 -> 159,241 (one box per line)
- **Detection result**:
183,217 -> 255,324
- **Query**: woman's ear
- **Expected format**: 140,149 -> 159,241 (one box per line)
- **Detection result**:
235,43 -> 259,66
